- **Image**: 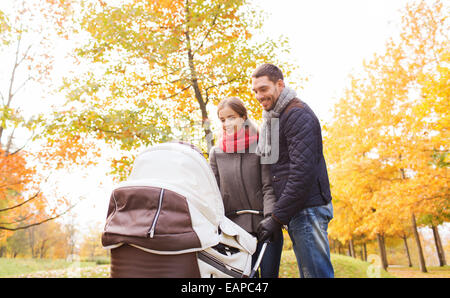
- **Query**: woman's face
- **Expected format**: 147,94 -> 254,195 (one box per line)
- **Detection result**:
218,105 -> 245,135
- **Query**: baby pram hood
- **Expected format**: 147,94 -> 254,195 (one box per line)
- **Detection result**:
102,142 -> 256,273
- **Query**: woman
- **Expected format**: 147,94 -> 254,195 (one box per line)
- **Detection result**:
209,97 -> 283,278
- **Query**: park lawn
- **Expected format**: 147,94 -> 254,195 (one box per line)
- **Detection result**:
280,251 -> 395,278
387,265 -> 450,278
0,258 -> 97,278
11,264 -> 110,278
10,253 -> 449,278
3,250 -> 398,278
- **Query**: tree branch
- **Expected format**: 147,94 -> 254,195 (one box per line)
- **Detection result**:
0,203 -> 77,231
0,174 -> 50,212
162,85 -> 192,100
7,131 -> 34,156
141,76 -> 183,89
0,213 -> 34,225
204,77 -> 239,105
0,181 -> 23,190
15,44 -> 32,68
0,189 -> 42,213
0,91 -> 5,105
5,126 -> 16,155
6,29 -> 22,108
193,5 -> 221,55
10,75 -> 32,99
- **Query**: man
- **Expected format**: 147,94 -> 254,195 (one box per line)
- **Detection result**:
252,63 -> 334,278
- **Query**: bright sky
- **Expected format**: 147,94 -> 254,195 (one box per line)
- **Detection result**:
256,0 -> 411,123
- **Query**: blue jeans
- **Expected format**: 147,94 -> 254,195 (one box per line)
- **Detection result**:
287,201 -> 334,278
251,228 -> 283,278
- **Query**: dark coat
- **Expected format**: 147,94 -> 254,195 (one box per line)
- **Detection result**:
209,146 -> 277,233
270,98 -> 332,225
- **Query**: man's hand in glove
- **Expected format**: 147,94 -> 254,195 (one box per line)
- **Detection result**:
257,215 -> 282,243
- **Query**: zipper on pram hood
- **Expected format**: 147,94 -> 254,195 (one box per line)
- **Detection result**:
148,188 -> 164,238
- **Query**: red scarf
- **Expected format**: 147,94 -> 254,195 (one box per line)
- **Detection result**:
220,127 -> 259,153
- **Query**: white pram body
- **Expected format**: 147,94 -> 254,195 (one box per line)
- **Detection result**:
102,142 -> 257,277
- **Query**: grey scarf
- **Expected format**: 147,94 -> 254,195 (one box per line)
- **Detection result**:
256,86 -> 297,157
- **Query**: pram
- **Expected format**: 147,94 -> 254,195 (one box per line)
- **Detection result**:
102,142 -> 258,278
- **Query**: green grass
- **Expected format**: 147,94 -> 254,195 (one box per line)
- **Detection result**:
280,251 -> 396,278
10,264 -> 110,278
2,250 -> 397,278
0,258 -> 97,278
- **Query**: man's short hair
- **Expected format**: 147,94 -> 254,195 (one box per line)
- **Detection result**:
252,63 -> 284,83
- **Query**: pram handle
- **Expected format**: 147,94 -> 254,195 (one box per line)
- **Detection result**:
248,241 -> 268,278
226,210 -> 263,217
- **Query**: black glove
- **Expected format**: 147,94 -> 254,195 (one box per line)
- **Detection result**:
257,216 -> 282,243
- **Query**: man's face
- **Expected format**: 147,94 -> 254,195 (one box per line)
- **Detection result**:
251,76 -> 284,111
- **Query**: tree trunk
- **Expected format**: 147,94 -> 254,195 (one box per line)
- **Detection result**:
349,238 -> 356,258
184,0 -> 213,153
330,238 -> 336,254
376,233 -> 388,270
5,128 -> 15,155
39,239 -> 48,258
27,227 -> 36,258
402,235 -> 413,267
381,234 -> 388,266
411,213 -> 427,273
431,225 -> 446,267
363,243 -> 368,262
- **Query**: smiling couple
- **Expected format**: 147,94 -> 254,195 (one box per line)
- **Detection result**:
209,63 -> 334,278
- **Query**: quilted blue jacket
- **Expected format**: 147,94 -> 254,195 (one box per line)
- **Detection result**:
270,98 -> 332,225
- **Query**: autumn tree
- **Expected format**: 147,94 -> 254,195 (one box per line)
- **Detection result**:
79,221 -> 107,259
325,0 -> 448,271
0,0 -> 95,244
47,0 -> 295,179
